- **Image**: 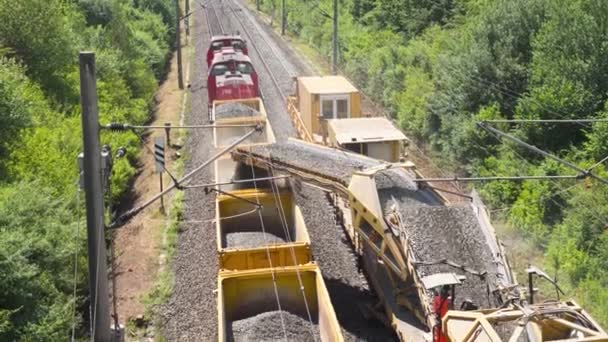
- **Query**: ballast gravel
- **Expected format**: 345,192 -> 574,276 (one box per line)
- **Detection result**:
225,231 -> 287,248
230,311 -> 320,342
215,102 -> 262,120
158,5 -> 219,341
236,140 -> 382,184
293,183 -> 398,341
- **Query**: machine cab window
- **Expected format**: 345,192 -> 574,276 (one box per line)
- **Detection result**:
320,94 -> 350,119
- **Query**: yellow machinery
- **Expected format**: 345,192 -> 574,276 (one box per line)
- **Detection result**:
231,140 -> 607,341
288,76 -> 408,162
211,106 -> 343,340
217,264 -> 344,341
443,301 -> 607,341
215,189 -> 311,271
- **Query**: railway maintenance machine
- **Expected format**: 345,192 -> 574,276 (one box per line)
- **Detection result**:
288,76 -> 408,162
232,140 -> 608,341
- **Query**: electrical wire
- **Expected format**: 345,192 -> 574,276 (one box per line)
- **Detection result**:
71,177 -> 82,342
246,149 -> 288,342
265,152 -> 318,341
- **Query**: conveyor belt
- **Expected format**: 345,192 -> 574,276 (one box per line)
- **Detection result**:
232,139 -> 512,336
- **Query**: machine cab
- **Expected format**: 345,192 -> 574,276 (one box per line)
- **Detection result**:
206,35 -> 248,67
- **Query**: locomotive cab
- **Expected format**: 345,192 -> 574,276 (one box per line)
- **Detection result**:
208,54 -> 259,114
206,34 -> 248,67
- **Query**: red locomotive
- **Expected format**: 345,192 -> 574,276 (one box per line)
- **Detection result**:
207,52 -> 259,119
206,34 -> 248,67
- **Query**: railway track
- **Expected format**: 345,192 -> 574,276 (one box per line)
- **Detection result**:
225,0 -> 293,100
205,1 -> 224,36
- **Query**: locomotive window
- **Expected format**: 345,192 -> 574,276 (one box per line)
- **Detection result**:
211,64 -> 229,76
232,41 -> 244,50
236,62 -> 253,74
212,42 -> 224,50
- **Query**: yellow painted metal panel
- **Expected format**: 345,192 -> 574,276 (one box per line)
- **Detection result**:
217,264 -> 344,342
216,189 -> 312,271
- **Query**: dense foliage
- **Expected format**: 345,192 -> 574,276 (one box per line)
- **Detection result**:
0,0 -> 175,338
255,0 -> 608,325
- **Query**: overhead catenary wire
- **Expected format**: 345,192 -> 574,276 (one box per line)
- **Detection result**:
71,178 -> 82,342
245,149 -> 289,342
477,122 -> 608,185
182,175 -> 289,189
265,151 -> 318,341
413,175 -> 584,183
110,126 -> 262,228
482,119 -> 608,124
102,123 -> 258,130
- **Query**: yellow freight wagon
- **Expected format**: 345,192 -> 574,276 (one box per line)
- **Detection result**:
215,189 -> 311,271
217,264 -> 344,342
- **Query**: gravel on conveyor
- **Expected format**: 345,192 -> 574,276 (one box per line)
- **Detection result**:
231,311 -> 320,342
381,204 -> 501,309
225,231 -> 286,248
215,102 -> 261,120
236,140 -> 382,185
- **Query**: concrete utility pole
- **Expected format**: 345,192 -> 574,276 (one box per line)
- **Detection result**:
79,52 -> 111,342
185,0 -> 190,36
256,0 -> 260,11
332,0 -> 338,75
281,0 -> 286,35
176,0 -> 184,89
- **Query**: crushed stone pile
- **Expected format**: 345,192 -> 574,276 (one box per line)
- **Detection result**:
225,231 -> 287,248
230,311 -> 320,342
215,102 -> 261,120
380,204 -> 500,309
235,140 -> 381,184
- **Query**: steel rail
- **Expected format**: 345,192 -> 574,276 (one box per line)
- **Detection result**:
226,1 -> 291,101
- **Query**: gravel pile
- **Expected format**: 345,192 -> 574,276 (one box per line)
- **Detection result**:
215,102 -> 261,120
230,311 -> 320,342
293,182 -> 398,341
382,204 -> 500,309
225,231 -> 286,248
237,141 -> 382,185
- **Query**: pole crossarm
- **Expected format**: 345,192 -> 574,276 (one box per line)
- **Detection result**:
477,122 -> 608,186
182,175 -> 290,189
101,123 -> 258,130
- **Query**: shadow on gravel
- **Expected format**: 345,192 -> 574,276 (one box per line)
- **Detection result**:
324,278 -> 399,342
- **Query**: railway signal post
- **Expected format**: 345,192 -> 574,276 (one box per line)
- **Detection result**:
79,52 -> 112,342
154,137 -> 166,213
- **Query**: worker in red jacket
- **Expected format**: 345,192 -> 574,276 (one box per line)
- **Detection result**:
432,285 -> 451,342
